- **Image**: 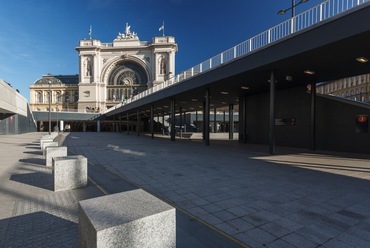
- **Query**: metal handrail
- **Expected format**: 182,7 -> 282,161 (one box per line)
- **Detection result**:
105,0 -> 369,114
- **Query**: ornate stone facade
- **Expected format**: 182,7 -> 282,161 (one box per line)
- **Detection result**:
75,24 -> 178,112
30,24 -> 178,113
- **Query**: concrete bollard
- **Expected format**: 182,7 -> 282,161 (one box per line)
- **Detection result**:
42,142 -> 59,157
78,189 -> 176,248
52,155 -> 87,192
40,138 -> 53,149
45,146 -> 67,167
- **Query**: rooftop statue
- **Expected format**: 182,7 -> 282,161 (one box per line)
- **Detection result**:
116,22 -> 139,40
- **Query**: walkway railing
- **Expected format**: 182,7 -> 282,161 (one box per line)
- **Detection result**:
105,0 -> 369,113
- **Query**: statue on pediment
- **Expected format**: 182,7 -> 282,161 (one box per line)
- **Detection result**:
116,22 -> 139,40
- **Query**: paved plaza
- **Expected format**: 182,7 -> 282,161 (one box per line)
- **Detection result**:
1,132 -> 370,247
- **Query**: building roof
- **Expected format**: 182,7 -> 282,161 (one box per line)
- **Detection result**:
34,74 -> 79,85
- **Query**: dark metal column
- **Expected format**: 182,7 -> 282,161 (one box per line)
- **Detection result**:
229,104 -> 234,140
202,102 -> 206,140
150,105 -> 154,139
310,82 -> 317,150
205,88 -> 210,145
269,71 -> 276,154
162,111 -> 165,135
214,107 -> 217,133
127,112 -> 130,135
137,109 -> 140,136
170,99 -> 176,141
179,107 -> 183,138
240,96 -> 248,143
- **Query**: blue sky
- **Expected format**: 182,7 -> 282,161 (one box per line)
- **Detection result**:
0,0 -> 321,101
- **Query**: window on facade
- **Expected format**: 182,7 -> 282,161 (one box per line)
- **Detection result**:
56,91 -> 61,103
65,92 -> 70,102
74,91 -> 79,102
36,91 -> 42,103
45,92 -> 50,103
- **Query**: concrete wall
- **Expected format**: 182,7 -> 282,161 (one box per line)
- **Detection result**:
0,104 -> 37,135
245,86 -> 370,154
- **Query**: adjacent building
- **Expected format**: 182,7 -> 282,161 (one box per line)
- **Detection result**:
317,73 -> 370,103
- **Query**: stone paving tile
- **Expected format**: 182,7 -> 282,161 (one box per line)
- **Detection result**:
201,203 -> 223,213
265,239 -> 297,248
322,238 -> 354,248
213,210 -> 237,222
201,213 -> 224,226
295,226 -> 332,245
244,227 -> 277,246
336,233 -> 370,247
227,218 -> 255,233
272,218 -> 304,233
214,222 -> 240,236
242,210 -> 280,227
235,232 -> 263,248
282,233 -> 318,248
260,221 -> 292,238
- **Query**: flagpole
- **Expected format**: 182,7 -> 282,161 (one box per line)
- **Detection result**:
89,25 -> 92,40
162,21 -> 165,36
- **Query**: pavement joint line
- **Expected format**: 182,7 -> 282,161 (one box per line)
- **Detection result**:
85,159 -> 250,248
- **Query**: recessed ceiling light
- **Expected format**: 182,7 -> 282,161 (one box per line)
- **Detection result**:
356,57 -> 368,63
304,70 -> 315,75
221,91 -> 229,95
241,86 -> 250,90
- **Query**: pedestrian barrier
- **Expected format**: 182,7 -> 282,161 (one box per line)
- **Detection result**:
52,155 -> 87,191
45,146 -> 67,167
42,141 -> 59,156
78,189 -> 176,248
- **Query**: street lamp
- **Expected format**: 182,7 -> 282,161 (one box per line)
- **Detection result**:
48,80 -> 51,135
56,103 -> 59,132
278,0 -> 309,17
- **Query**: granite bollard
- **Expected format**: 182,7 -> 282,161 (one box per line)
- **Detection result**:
40,138 -> 53,149
78,189 -> 176,248
42,141 -> 59,156
52,155 -> 87,191
45,146 -> 67,167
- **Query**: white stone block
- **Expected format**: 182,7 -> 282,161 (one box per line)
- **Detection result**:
45,146 -> 67,167
53,155 -> 87,192
40,138 -> 53,148
42,141 -> 59,156
78,189 -> 176,248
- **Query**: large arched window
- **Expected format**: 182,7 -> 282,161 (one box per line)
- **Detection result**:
107,61 -> 148,102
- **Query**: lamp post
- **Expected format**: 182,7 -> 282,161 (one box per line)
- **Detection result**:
278,0 -> 309,17
56,103 -> 59,132
48,80 -> 51,135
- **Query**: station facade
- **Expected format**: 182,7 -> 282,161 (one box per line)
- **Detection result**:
30,24 -> 178,113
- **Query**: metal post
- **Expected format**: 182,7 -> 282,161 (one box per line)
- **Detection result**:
48,81 -> 51,135
150,105 -> 154,139
269,71 -> 276,154
179,107 -> 183,139
56,104 -> 58,132
127,112 -> 130,135
310,82 -> 317,150
170,99 -> 176,141
137,109 -> 140,136
214,107 -> 217,133
162,111 -> 165,135
229,104 -> 234,140
205,88 -> 210,146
